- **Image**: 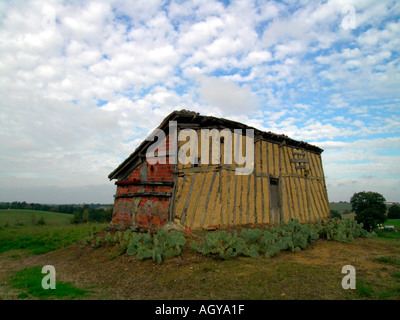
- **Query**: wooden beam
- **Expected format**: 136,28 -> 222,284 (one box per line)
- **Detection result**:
139,151 -> 177,159
200,171 -> 218,227
177,123 -> 201,127
305,177 -> 312,222
168,163 -> 178,222
115,180 -> 174,186
114,192 -> 172,199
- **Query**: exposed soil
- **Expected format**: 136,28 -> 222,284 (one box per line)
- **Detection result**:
1,233 -> 399,300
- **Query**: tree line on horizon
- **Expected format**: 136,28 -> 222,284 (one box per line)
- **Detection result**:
0,201 -> 113,224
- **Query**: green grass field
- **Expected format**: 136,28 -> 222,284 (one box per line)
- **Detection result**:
379,219 -> 400,241
0,223 -> 107,254
385,219 -> 400,229
0,209 -> 399,300
0,209 -> 108,255
0,209 -> 73,226
9,266 -> 88,299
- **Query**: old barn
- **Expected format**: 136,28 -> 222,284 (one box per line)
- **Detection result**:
108,110 -> 330,230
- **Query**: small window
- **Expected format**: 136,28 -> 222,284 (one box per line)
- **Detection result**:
270,178 -> 279,186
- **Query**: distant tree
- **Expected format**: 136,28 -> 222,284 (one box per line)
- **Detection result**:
350,191 -> 387,231
101,207 -> 113,222
82,209 -> 90,223
89,209 -> 102,222
10,201 -> 21,209
72,210 -> 82,224
388,204 -> 400,219
330,209 -> 342,220
0,202 -> 10,209
70,205 -> 113,224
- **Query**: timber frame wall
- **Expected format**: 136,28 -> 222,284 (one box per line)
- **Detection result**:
109,110 -> 330,229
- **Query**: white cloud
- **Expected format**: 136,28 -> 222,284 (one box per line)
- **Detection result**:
0,0 -> 399,203
317,135 -> 400,202
198,76 -> 260,114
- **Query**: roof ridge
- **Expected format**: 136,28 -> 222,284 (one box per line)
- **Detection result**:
108,109 -> 323,180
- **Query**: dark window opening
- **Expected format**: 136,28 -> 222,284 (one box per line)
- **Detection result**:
270,178 -> 279,186
269,178 -> 281,224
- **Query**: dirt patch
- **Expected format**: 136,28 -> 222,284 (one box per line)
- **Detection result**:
1,237 -> 399,300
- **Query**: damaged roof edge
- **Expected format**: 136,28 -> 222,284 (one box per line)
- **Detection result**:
108,109 -> 324,180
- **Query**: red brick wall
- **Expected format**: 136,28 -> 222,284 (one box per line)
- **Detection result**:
136,197 -> 169,228
111,198 -> 135,226
111,135 -> 174,229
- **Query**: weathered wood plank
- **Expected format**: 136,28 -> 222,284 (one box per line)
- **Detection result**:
232,173 -> 238,225
181,173 -> 198,225
208,173 -> 220,226
189,173 -> 207,228
259,142 -> 265,222
253,163 -> 258,223
262,176 -> 270,224
226,169 -> 232,225
305,177 -> 312,222
200,171 -> 218,227
308,178 -> 319,221
287,176 -> 296,221
219,168 -> 224,225
283,147 -> 294,220
292,176 -> 303,222
317,154 -> 330,215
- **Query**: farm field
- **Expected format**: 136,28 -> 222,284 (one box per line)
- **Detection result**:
0,209 -> 73,226
0,216 -> 399,300
386,219 -> 400,229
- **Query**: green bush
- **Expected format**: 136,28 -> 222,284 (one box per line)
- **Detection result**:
330,210 -> 342,220
37,216 -> 46,226
388,204 -> 400,219
316,219 -> 373,243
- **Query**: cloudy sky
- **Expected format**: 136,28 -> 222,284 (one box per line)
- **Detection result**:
0,0 -> 399,204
